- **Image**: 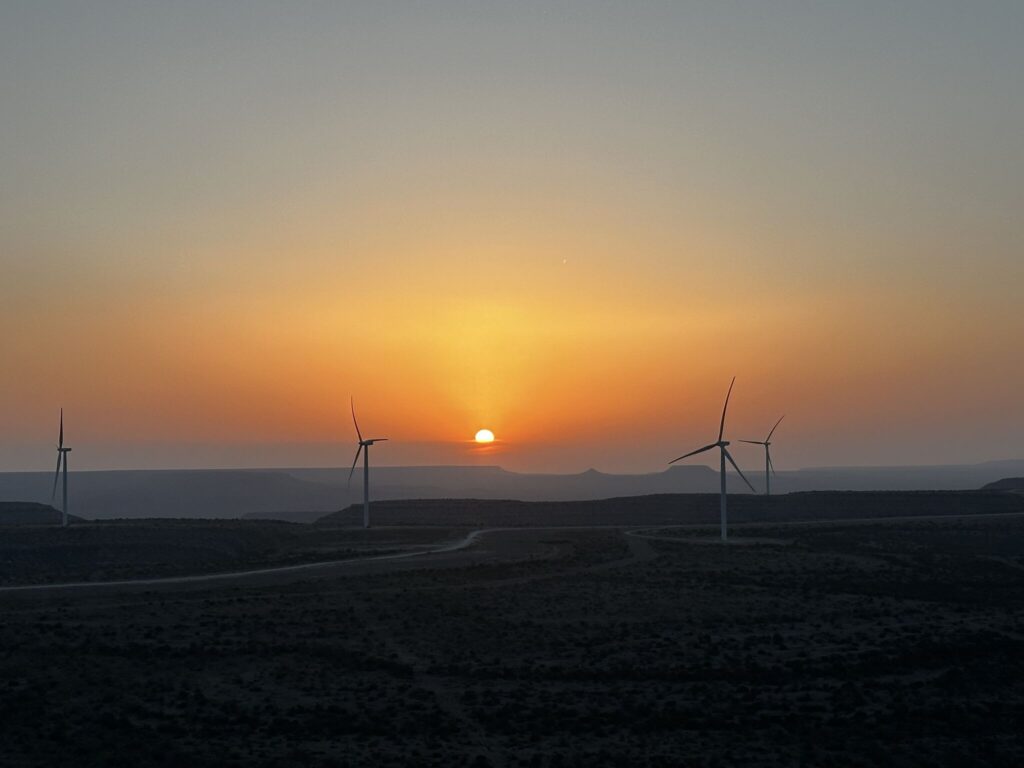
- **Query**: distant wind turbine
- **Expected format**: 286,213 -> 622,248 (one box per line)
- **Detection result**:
669,377 -> 756,542
348,398 -> 388,529
50,408 -> 71,528
740,415 -> 785,497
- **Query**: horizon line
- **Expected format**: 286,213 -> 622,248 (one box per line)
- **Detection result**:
1,458 -> 1022,476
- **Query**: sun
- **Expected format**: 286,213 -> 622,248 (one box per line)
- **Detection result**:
474,429 -> 495,444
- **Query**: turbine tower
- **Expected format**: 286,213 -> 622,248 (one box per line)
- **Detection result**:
740,415 -> 785,497
348,398 -> 388,529
669,377 -> 756,542
50,408 -> 72,528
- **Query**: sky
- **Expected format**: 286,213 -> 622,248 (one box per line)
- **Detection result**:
1,1 -> 1022,473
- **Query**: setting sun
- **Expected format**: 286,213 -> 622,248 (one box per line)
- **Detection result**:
475,429 -> 495,444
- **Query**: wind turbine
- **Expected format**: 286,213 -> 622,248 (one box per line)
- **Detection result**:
50,408 -> 71,528
669,377 -> 756,542
740,415 -> 785,497
348,398 -> 387,529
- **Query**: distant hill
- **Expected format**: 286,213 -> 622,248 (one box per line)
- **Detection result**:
3,460 -> 1024,520
315,490 -> 1024,529
242,509 -> 326,524
282,460 -> 1024,498
982,478 -> 1024,492
0,502 -> 84,526
0,470 -> 342,520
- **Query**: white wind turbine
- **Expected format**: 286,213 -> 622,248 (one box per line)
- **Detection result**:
669,377 -> 756,542
348,398 -> 388,529
740,415 -> 785,497
50,408 -> 72,528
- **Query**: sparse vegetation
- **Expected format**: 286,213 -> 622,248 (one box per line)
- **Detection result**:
1,499 -> 1023,766
0,521 -> 464,586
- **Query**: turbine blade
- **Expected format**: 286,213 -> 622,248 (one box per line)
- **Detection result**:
350,397 -> 363,442
767,448 -> 776,475
724,448 -> 756,493
369,438 -> 389,442
718,377 -> 735,442
347,445 -> 363,487
738,440 -> 764,445
58,408 -> 64,449
766,414 -> 785,442
669,443 -> 717,464
50,453 -> 62,503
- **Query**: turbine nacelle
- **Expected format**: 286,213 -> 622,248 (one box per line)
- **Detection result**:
668,377 -> 757,541
349,398 -> 388,528
742,415 -> 784,496
51,409 -> 71,528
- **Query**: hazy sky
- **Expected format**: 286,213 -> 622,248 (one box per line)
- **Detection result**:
2,1 -> 1022,473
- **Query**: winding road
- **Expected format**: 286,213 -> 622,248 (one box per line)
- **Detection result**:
0,527 -> 499,594
0,525 -> 640,595
4,510 -> 1022,596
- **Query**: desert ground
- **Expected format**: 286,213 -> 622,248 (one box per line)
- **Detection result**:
1,494 -> 1023,766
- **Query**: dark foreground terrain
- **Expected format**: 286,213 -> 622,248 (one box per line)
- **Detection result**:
0,519 -> 463,586
3,491 -> 1022,587
1,501 -> 1023,766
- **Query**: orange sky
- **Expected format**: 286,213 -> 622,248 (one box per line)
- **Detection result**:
1,3 -> 1022,471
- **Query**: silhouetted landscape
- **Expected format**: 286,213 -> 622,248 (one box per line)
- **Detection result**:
983,477 -> 1024,493
3,460 -> 1024,520
4,490 -> 1023,585
3,492 -> 1023,766
0,502 -> 84,527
